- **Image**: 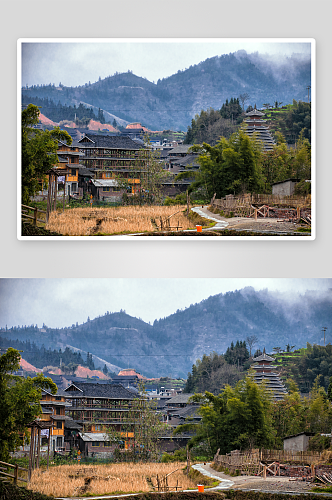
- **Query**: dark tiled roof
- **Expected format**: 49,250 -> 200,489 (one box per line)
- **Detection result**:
51,415 -> 72,421
252,353 -> 275,362
64,420 -> 83,430
78,167 -> 94,177
168,145 -> 193,155
169,404 -> 201,419
246,108 -> 265,117
79,133 -> 143,150
171,154 -> 200,168
64,382 -> 135,400
165,394 -> 194,405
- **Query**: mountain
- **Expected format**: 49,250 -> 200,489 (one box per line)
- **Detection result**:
21,51 -> 311,131
1,287 -> 331,379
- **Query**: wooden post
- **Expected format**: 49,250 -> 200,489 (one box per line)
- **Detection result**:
53,177 -> 58,212
14,464 -> 18,485
311,464 -> 315,479
36,427 -> 41,469
263,465 -> 267,479
47,428 -> 50,470
187,445 -> 190,475
33,207 -> 38,226
33,426 -> 37,470
46,177 -> 52,222
255,208 -> 258,221
63,178 -> 66,213
28,425 -> 35,480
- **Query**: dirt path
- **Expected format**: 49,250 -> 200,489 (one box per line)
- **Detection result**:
193,206 -> 308,234
197,463 -> 317,494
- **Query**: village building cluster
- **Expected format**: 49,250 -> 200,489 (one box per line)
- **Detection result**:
40,106 -> 292,206
19,349 -> 315,462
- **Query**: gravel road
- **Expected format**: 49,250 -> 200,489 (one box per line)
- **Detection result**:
197,463 -> 317,493
193,206 -> 309,234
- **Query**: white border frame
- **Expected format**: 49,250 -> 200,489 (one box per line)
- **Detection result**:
17,38 -> 316,241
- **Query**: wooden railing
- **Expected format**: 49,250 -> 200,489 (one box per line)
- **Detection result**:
0,461 -> 28,485
213,448 -> 323,475
210,194 -> 311,218
21,205 -> 47,226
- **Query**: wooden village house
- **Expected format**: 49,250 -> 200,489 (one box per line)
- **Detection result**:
63,382 -> 139,456
38,389 -> 69,452
54,140 -> 85,197
78,133 -> 148,200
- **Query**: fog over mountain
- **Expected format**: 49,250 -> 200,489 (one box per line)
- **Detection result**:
1,287 -> 330,379
22,50 -> 311,131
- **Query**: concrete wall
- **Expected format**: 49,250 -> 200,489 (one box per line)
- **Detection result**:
284,434 -> 311,451
272,180 -> 297,196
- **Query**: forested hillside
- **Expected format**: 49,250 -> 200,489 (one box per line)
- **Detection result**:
0,337 -> 96,371
1,288 -> 330,379
21,50 -> 311,131
21,96 -> 107,127
184,100 -> 311,146
184,341 -> 332,396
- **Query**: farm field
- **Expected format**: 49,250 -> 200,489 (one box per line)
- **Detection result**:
45,205 -> 196,236
27,462 -> 198,498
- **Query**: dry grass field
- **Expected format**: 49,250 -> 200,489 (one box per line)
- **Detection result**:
27,462 -> 199,497
46,205 -> 196,236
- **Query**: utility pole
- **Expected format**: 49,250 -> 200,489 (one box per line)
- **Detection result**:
322,327 -> 328,347
306,85 -> 311,103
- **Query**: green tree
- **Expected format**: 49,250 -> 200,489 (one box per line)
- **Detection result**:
0,348 -> 57,461
21,104 -> 72,205
327,376 -> 332,402
260,135 -> 291,191
120,135 -> 171,205
107,382 -> 169,460
178,130 -> 264,199
184,352 -> 243,395
176,375 -> 274,455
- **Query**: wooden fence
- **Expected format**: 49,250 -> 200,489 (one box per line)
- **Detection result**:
0,461 -> 28,485
213,448 -> 322,475
21,205 -> 47,226
210,194 -> 311,218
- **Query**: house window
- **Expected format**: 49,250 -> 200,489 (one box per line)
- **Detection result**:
103,187 -> 110,192
92,442 -> 101,447
56,437 -> 62,447
104,441 -> 110,447
56,421 -> 63,430
55,396 -> 62,401
95,425 -> 102,431
71,169 -> 76,176
56,407 -> 61,415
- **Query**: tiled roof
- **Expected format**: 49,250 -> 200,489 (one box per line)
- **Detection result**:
168,145 -> 193,155
91,179 -> 119,187
79,432 -> 110,442
64,420 -> 83,430
245,108 -> 265,117
168,404 -> 201,419
252,352 -> 275,362
79,133 -> 143,150
170,154 -> 200,167
64,382 -> 135,400
78,167 -> 94,177
164,394 -> 194,405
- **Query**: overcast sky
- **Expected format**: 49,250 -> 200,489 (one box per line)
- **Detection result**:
0,278 -> 330,329
20,39 -> 312,88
